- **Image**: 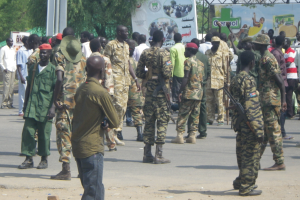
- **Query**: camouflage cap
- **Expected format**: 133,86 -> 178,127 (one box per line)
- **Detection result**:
253,34 -> 270,45
241,37 -> 253,43
211,36 -> 221,42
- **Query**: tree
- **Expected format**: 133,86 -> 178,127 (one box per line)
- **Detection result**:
0,0 -> 32,42
197,0 -> 209,34
28,0 -> 148,39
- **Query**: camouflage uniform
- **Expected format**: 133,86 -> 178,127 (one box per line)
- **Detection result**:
54,49 -> 86,163
205,44 -> 233,124
104,39 -> 130,139
136,47 -> 173,145
236,49 -> 261,86
27,48 -> 40,66
258,50 -> 284,165
230,71 -> 264,195
90,52 -> 115,148
50,44 -> 60,65
176,56 -> 204,135
128,57 -> 144,127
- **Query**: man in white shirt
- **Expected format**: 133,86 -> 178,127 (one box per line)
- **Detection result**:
0,38 -> 16,109
133,34 -> 149,62
81,31 -> 92,59
199,33 -> 213,54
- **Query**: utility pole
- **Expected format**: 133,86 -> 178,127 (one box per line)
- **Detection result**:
46,0 -> 67,36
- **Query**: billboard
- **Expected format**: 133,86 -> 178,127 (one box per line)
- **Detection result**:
210,4 -> 300,41
131,0 -> 198,47
11,32 -> 30,52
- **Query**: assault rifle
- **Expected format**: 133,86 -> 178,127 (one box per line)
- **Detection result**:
221,85 -> 255,134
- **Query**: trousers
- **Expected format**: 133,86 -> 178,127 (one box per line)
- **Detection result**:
260,106 -> 284,165
233,123 -> 260,195
56,109 -> 73,163
21,118 -> 52,156
143,97 -> 170,145
177,99 -> 201,134
206,88 -> 224,123
76,153 -> 104,200
198,85 -> 207,136
18,80 -> 27,114
1,70 -> 15,107
128,106 -> 143,127
172,76 -> 183,102
112,85 -> 129,131
286,79 -> 297,117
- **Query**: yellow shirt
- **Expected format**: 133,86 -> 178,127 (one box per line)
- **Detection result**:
248,23 -> 263,36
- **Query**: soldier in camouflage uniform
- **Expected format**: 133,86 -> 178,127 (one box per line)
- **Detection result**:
253,34 -> 287,171
229,35 -> 261,86
50,33 -> 62,65
104,25 -> 141,145
27,34 -> 41,66
230,50 -> 264,196
89,38 -> 117,151
51,28 -> 86,180
136,30 -> 173,164
126,39 -> 144,142
171,43 -> 204,144
205,36 -> 233,126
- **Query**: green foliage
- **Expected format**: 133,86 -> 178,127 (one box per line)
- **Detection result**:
197,0 -> 209,34
0,0 -> 32,42
28,0 -> 147,39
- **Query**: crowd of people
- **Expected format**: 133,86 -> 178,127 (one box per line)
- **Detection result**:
0,21 -> 299,199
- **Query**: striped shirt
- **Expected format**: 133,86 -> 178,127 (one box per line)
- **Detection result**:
284,47 -> 298,79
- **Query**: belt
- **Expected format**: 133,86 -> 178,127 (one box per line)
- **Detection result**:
152,76 -> 158,79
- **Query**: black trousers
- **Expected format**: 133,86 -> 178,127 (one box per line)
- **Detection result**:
172,76 -> 183,103
286,79 -> 297,117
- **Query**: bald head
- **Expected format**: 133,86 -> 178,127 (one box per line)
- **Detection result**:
86,56 -> 105,79
117,25 -> 128,41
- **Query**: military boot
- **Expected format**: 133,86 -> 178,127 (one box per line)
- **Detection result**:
18,156 -> 34,169
239,189 -> 262,196
117,131 -> 123,140
143,144 -> 154,163
185,132 -> 196,144
136,126 -> 143,142
37,156 -> 48,169
171,132 -> 184,144
153,144 -> 171,164
50,162 -> 71,180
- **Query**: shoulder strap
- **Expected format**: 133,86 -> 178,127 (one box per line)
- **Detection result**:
29,62 -> 38,96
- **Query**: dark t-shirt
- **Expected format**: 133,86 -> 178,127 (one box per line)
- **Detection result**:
271,48 -> 288,87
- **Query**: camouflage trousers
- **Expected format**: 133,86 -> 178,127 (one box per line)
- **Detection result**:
260,106 -> 284,165
233,123 -> 261,195
128,106 -> 143,127
106,85 -> 129,149
206,88 -> 224,123
177,99 -> 201,134
55,109 -> 73,163
143,96 -> 170,145
112,85 -> 129,131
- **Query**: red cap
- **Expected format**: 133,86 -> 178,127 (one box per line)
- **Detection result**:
39,44 -> 52,50
56,33 -> 62,40
186,43 -> 198,49
48,38 -> 52,45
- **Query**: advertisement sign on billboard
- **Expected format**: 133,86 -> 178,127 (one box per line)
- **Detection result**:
11,32 -> 30,52
210,4 -> 300,41
131,0 -> 198,47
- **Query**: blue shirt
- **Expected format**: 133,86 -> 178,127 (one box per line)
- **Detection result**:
16,46 -> 33,79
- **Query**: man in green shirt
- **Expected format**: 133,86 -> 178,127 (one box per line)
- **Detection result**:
170,33 -> 186,102
18,44 -> 56,169
72,56 -> 119,200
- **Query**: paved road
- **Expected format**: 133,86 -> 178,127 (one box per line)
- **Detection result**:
0,95 -> 299,200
